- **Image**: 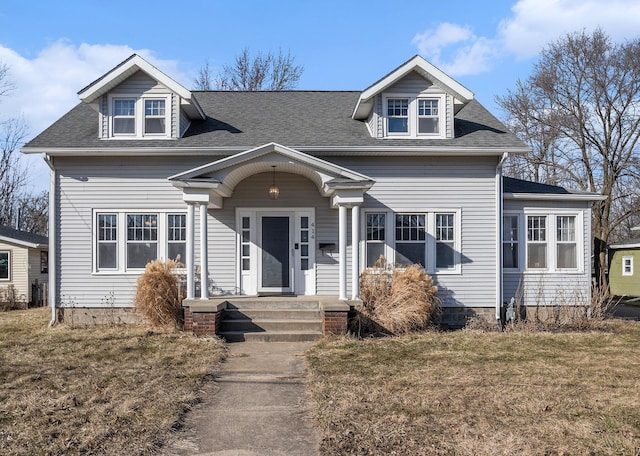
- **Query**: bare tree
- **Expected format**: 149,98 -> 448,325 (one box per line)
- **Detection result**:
497,29 -> 640,283
194,49 -> 303,91
0,62 -> 47,235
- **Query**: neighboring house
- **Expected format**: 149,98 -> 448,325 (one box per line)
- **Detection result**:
0,225 -> 48,305
22,54 -> 603,331
608,226 -> 640,297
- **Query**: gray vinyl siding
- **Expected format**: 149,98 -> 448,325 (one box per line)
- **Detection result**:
54,156 -> 207,307
113,71 -> 169,94
334,155 -> 500,308
502,200 -> 592,307
0,242 -> 29,300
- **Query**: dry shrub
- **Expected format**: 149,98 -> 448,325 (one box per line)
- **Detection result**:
353,258 -> 440,336
134,259 -> 185,328
0,285 -> 27,311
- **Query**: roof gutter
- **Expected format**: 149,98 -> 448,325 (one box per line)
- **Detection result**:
43,154 -> 57,327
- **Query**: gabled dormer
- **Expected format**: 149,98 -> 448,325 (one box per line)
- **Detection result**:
77,54 -> 205,140
352,55 -> 474,140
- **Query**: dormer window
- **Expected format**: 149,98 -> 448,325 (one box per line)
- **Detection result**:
113,99 -> 136,134
383,94 -> 445,139
144,99 -> 166,134
108,95 -> 171,139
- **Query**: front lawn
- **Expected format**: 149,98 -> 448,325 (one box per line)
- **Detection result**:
307,321 -> 640,455
0,307 -> 225,455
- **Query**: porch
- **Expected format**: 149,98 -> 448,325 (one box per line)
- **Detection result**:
182,295 -> 352,341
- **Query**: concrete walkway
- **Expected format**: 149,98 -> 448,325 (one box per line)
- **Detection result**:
162,342 -> 321,456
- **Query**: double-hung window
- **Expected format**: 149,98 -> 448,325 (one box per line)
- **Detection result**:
556,216 -> 577,269
622,256 -> 633,276
395,214 -> 426,267
418,99 -> 439,134
97,214 -> 118,270
366,213 -> 386,267
387,98 -> 409,133
126,214 -> 158,269
167,214 -> 186,263
435,213 -> 455,269
113,99 -> 136,135
527,216 -> 547,269
0,251 -> 9,280
144,99 -> 166,134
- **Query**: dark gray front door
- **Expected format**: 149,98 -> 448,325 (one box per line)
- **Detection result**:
261,216 -> 290,290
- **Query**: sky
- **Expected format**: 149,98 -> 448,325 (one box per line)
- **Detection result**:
1,0 -> 640,192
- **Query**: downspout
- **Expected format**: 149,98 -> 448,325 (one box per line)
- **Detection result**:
43,155 -> 57,326
496,153 -> 508,321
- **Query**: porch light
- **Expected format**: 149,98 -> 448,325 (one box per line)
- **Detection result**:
268,165 -> 280,200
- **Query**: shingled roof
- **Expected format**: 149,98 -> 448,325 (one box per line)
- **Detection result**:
0,225 -> 48,248
24,91 -> 526,152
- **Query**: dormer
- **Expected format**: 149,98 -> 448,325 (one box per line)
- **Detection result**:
77,54 -> 205,140
352,55 -> 474,140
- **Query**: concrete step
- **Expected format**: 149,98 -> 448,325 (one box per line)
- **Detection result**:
224,308 -> 321,320
221,318 -> 323,332
219,330 -> 323,343
225,300 -> 320,310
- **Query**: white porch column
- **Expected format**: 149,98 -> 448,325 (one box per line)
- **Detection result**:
199,203 -> 209,299
351,205 -> 360,300
338,204 -> 347,301
186,203 -> 195,299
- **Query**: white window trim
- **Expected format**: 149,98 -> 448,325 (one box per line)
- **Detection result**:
383,93 -> 446,139
92,209 -> 187,275
622,256 -> 634,276
361,208 -> 461,275
107,94 -> 172,140
0,250 -> 10,281
522,210 -> 584,274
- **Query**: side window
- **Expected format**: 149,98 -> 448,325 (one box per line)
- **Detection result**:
503,215 -> 519,269
622,256 -> 634,276
527,215 -> 547,269
97,213 -> 118,270
0,251 -> 10,280
167,214 -> 186,263
417,99 -> 439,134
40,251 -> 49,274
366,213 -> 386,267
144,99 -> 166,134
556,215 -> 577,269
435,213 -> 455,270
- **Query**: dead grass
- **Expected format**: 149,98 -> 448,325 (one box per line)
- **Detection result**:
307,320 -> 640,455
0,307 -> 225,455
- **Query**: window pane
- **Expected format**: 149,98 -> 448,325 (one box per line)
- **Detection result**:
114,99 -> 135,115
528,244 -> 547,269
114,118 -> 135,134
300,217 -> 308,229
301,245 -> 309,256
242,217 -> 250,229
436,242 -> 455,269
366,243 -> 385,268
503,216 -> 518,241
503,245 -> 518,269
388,117 -> 408,133
242,244 -> 250,256
367,213 -> 385,241
557,216 -> 575,242
145,118 -> 165,134
145,99 -> 165,116
40,251 -> 48,274
396,243 -> 425,267
127,243 -> 157,269
301,230 -> 309,242
557,244 -> 577,269
301,258 -> 309,271
168,243 -> 186,263
418,117 -> 438,134
98,244 -> 117,270
242,258 -> 251,271
0,252 -> 9,279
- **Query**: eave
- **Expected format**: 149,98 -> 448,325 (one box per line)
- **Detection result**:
503,192 -> 607,202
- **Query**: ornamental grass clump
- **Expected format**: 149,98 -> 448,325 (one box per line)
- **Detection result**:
134,259 -> 185,328
353,258 -> 440,336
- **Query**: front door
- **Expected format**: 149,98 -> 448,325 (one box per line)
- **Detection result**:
259,214 -> 293,293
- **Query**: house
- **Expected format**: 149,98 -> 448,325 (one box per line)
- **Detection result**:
22,54 -> 603,334
0,225 -> 48,306
608,226 -> 640,297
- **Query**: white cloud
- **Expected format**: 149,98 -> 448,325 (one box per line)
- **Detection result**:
411,23 -> 498,76
412,0 -> 640,75
499,0 -> 640,59
0,40 -> 187,140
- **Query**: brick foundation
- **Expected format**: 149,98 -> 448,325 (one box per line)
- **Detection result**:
322,310 -> 348,335
182,299 -> 227,336
436,306 -> 497,329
